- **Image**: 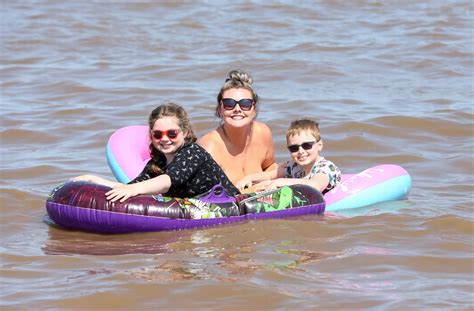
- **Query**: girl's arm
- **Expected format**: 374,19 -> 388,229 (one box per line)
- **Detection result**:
72,174 -> 122,188
105,174 -> 172,202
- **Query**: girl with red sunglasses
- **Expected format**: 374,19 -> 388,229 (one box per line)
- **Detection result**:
73,103 -> 239,202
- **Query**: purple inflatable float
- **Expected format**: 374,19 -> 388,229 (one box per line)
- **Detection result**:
46,182 -> 325,233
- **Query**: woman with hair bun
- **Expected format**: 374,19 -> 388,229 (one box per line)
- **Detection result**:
198,69 -> 277,186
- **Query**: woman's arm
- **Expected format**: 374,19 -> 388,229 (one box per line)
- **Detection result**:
256,122 -> 277,171
253,173 -> 330,193
236,163 -> 287,192
235,169 -> 278,191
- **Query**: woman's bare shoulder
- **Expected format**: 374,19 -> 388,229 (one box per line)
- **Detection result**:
198,129 -> 221,149
253,121 -> 273,138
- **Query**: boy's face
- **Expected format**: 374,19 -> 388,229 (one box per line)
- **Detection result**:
287,130 -> 322,167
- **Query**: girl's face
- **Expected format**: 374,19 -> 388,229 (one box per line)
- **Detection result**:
286,130 -> 322,167
150,116 -> 187,155
219,88 -> 256,128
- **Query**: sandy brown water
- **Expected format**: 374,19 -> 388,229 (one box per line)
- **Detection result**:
1,1 -> 473,310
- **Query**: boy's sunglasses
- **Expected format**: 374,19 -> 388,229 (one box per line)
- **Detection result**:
152,128 -> 181,140
221,98 -> 254,111
287,140 -> 319,153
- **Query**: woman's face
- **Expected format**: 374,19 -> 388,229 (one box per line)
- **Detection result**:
219,88 -> 256,128
150,116 -> 186,155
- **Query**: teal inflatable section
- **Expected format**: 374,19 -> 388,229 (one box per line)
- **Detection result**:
325,174 -> 412,212
106,143 -> 130,184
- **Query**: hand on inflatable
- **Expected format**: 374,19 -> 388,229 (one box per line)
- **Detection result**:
106,184 -> 140,202
236,177 -> 254,191
253,180 -> 278,191
264,180 -> 279,190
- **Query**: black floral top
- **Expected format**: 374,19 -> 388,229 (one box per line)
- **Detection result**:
128,142 -> 239,198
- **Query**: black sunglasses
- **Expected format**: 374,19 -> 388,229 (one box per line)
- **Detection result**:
152,128 -> 181,140
221,98 -> 254,111
287,140 -> 319,153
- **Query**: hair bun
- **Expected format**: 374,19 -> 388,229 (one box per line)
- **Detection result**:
228,69 -> 253,85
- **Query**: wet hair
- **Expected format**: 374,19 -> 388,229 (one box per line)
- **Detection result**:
215,69 -> 259,118
286,119 -> 321,142
148,103 -> 197,174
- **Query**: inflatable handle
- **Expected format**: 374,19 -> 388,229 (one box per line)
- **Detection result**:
198,184 -> 236,204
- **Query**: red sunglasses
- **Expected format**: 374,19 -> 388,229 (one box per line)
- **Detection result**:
152,128 -> 181,140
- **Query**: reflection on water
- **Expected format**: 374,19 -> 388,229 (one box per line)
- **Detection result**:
270,248 -> 348,271
42,225 -> 180,256
129,230 -> 262,282
127,229 -> 348,283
